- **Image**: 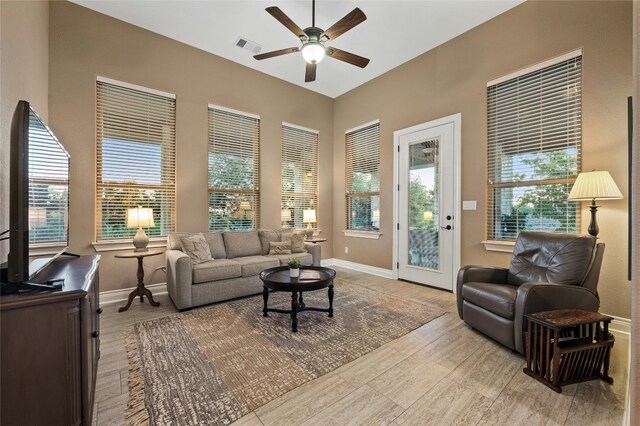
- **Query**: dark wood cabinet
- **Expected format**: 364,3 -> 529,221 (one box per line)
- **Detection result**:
1,255 -> 101,425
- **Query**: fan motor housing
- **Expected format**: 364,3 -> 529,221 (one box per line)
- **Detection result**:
303,27 -> 328,43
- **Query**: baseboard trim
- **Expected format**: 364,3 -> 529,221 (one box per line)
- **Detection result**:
322,258 -> 393,279
100,282 -> 168,306
604,314 -> 631,335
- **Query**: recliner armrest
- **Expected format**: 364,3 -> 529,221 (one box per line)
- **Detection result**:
166,249 -> 193,310
456,265 -> 508,319
513,282 -> 600,353
304,242 -> 321,266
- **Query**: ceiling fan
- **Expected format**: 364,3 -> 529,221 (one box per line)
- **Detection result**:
254,0 -> 370,83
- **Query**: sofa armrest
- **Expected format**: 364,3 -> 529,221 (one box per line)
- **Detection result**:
304,242 -> 321,266
166,249 -> 193,310
513,282 -> 600,353
456,265 -> 508,319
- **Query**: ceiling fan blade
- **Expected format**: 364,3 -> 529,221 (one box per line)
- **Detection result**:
327,48 -> 370,68
254,47 -> 300,60
266,7 -> 307,39
305,63 -> 317,82
322,8 -> 366,41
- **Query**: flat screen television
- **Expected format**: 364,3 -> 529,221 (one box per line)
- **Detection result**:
1,100 -> 71,293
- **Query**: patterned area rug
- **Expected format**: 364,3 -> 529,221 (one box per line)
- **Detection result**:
125,278 -> 445,425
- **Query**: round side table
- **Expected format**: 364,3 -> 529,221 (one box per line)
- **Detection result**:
115,249 -> 164,312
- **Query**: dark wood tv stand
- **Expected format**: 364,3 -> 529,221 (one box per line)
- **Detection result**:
1,255 -> 101,425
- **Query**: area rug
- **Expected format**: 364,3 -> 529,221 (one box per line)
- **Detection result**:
125,278 -> 445,425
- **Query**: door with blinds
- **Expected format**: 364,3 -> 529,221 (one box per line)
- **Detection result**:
396,117 -> 457,291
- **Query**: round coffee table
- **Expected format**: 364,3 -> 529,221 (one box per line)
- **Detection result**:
259,266 -> 336,332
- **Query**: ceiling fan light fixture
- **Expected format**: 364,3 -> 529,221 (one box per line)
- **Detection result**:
302,42 -> 325,64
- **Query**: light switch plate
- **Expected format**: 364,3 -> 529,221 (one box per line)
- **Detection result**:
462,200 -> 477,211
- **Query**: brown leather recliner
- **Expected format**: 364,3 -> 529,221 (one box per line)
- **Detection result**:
457,231 -> 604,354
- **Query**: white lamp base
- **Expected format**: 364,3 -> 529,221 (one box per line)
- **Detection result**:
132,228 -> 149,252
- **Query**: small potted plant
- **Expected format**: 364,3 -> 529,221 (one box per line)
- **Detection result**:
288,256 -> 301,278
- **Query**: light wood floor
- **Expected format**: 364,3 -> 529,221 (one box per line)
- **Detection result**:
94,266 -> 629,425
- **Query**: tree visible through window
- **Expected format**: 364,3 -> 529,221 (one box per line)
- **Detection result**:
346,122 -> 380,231
96,78 -> 176,240
487,52 -> 582,240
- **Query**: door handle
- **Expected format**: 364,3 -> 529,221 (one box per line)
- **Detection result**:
440,225 -> 452,230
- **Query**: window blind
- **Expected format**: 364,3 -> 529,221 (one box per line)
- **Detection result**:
487,54 -> 582,240
345,121 -> 380,230
208,106 -> 260,231
28,110 -> 70,244
96,80 -> 176,240
281,124 -> 318,228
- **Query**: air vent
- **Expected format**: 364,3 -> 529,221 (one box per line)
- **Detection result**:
234,37 -> 262,54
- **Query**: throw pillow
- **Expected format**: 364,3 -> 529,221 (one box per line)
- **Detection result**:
269,241 -> 292,255
283,231 -> 306,253
258,229 -> 281,255
179,233 -> 213,264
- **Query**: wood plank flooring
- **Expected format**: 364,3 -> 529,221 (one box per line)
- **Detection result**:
94,266 -> 629,425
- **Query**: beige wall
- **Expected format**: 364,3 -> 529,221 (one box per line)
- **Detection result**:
10,1 -> 632,319
332,1 -> 633,318
0,0 -> 50,264
48,1 -> 333,292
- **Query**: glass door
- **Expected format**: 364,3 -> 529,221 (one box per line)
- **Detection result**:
398,122 -> 455,290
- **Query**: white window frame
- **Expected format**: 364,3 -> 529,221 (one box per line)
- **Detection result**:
207,104 -> 261,232
93,76 -> 176,249
484,50 -> 583,249
344,120 -> 381,238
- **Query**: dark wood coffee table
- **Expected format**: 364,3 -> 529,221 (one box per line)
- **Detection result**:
259,266 -> 336,332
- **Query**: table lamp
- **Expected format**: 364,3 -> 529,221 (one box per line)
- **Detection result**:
281,209 -> 292,226
127,206 -> 155,251
238,201 -> 251,219
372,210 -> 380,225
303,209 -> 316,237
568,170 -> 623,237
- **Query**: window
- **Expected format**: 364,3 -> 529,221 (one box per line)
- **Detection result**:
345,121 -> 380,231
208,106 -> 260,231
281,124 -> 318,229
96,78 -> 176,240
487,51 -> 582,240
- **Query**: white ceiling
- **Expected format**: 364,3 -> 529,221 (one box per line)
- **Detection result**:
71,0 -> 525,98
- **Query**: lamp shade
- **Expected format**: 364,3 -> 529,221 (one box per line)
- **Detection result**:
423,211 -> 434,221
303,209 -> 317,224
239,201 -> 251,210
126,207 -> 155,228
301,42 -> 325,64
568,171 -> 623,201
281,209 -> 292,222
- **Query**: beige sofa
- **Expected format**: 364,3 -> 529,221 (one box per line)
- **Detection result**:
166,229 -> 320,310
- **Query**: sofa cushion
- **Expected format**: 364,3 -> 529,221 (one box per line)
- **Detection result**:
508,231 -> 596,286
203,232 -> 226,259
462,282 -> 517,319
258,229 -> 281,255
223,231 -> 262,258
192,259 -> 241,284
282,231 -> 306,253
168,232 -> 189,251
234,256 -> 279,277
179,233 -> 212,264
269,241 -> 292,255
267,253 -> 313,267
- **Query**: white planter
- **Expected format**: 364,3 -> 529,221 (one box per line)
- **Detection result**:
289,268 -> 300,278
